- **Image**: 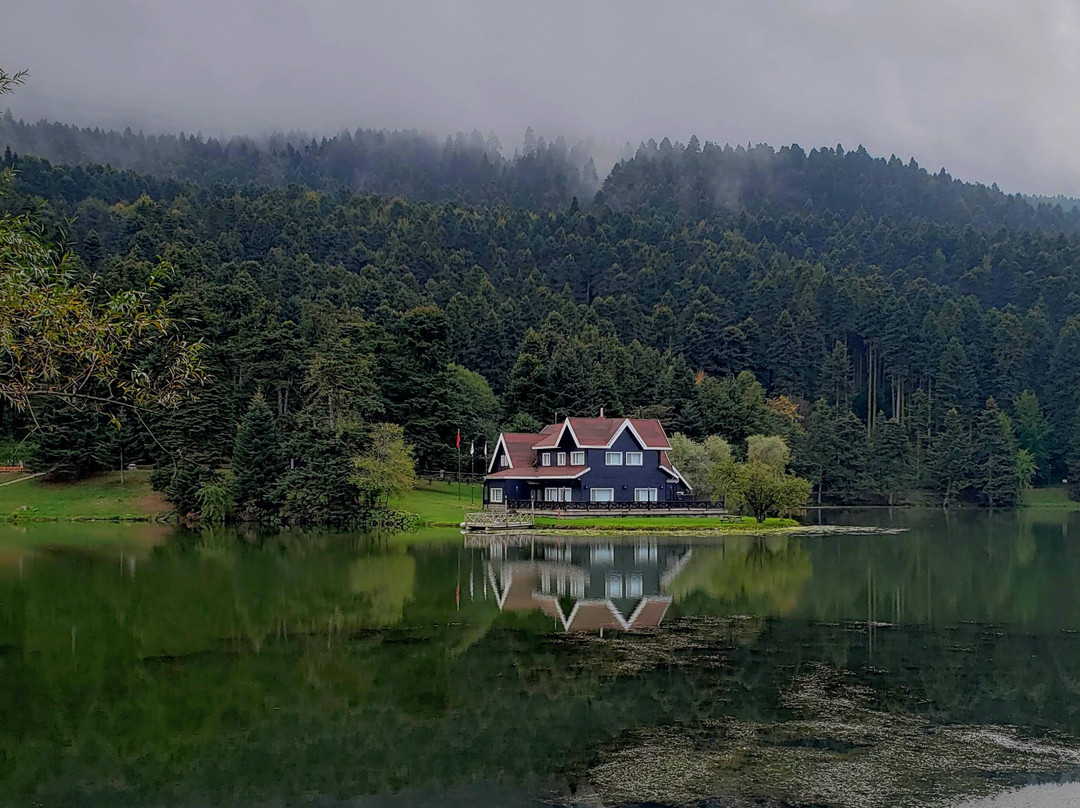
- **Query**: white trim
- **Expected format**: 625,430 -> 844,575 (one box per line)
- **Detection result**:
531,417 -> 671,451
607,418 -> 671,451
487,434 -> 512,473
661,463 -> 693,491
486,467 -> 591,481
532,418 -> 579,450
489,486 -> 504,503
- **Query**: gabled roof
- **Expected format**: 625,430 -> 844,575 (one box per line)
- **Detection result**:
486,432 -> 538,474
531,417 -> 672,450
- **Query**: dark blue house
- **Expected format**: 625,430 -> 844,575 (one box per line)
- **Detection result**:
484,416 -> 691,506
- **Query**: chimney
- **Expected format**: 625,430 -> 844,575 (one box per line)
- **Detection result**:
600,407 -> 605,418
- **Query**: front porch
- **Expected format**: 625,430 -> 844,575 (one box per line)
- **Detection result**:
506,499 -> 729,517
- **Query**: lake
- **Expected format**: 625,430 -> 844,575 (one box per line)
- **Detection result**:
3,510 -> 1080,807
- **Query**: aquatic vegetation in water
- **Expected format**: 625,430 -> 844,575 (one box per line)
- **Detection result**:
583,661 -> 1080,808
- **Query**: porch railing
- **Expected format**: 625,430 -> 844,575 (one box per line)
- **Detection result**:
505,499 -> 721,512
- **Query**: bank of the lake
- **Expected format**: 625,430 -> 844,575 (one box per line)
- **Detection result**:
0,470 -> 169,522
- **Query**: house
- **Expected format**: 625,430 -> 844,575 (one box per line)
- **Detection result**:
482,537 -> 693,632
484,415 -> 691,506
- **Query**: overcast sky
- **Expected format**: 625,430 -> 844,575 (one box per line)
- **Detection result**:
3,1 -> 1079,195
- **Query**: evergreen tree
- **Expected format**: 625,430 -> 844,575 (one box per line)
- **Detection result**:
231,392 -> 284,516
870,416 -> 914,505
972,397 -> 1021,507
930,408 -> 972,508
1012,390 -> 1052,484
768,309 -> 803,395
819,340 -> 853,409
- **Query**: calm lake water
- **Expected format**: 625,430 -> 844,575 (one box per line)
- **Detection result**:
3,510 -> 1080,807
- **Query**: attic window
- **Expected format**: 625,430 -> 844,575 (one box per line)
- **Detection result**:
557,452 -> 567,466
500,454 -> 509,467
541,453 -> 551,467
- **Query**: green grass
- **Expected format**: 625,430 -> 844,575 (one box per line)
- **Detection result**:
533,515 -> 799,533
1023,486 -> 1080,510
0,470 -> 169,521
390,480 -> 484,526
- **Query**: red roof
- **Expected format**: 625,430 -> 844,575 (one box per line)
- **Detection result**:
531,417 -> 671,450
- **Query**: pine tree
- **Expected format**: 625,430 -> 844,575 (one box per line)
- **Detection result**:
819,340 -> 853,409
231,392 -> 284,515
972,397 -> 1021,507
1012,390 -> 1052,484
930,408 -> 972,508
870,416 -> 913,505
768,309 -> 803,395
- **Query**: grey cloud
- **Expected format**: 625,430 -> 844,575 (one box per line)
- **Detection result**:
3,0 -> 1079,195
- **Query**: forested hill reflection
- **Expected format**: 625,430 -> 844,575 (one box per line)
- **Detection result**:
3,513 -> 1080,805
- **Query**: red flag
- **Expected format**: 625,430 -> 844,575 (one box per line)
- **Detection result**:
456,429 -> 461,449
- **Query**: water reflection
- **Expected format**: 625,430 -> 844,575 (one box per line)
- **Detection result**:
474,535 -> 691,632
4,512 -> 1080,807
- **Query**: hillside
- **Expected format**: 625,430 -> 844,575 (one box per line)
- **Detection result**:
2,132 -> 1078,509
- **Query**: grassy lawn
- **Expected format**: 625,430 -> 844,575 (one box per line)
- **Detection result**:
0,470 -> 169,521
390,480 -> 484,526
1023,486 -> 1080,509
533,514 -> 798,532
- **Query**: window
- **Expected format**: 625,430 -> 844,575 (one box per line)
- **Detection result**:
634,488 -> 658,502
626,451 -> 643,466
591,544 -> 614,564
541,453 -> 551,467
606,573 -> 624,598
557,452 -> 567,466
636,542 -> 658,564
570,451 -> 585,466
489,487 -> 504,503
591,488 -> 614,502
500,454 -> 509,467
545,487 -> 572,502
605,452 -> 623,466
627,574 -> 644,598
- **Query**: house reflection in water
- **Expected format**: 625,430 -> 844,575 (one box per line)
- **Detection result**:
475,537 -> 692,633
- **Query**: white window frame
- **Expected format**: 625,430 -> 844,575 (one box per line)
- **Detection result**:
591,488 -> 615,502
626,451 -> 644,466
500,454 -> 510,467
489,487 -> 504,503
570,451 -> 585,466
557,451 -> 567,466
605,452 -> 623,466
634,488 -> 658,503
541,452 -> 551,467
627,574 -> 644,598
545,487 -> 572,502
606,573 -> 624,599
591,545 -> 614,564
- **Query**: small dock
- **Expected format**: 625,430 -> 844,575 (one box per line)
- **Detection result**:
462,511 -> 536,532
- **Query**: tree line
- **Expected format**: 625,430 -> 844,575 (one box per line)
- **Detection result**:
3,132 -> 1079,519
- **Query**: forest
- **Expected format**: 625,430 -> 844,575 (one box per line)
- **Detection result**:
4,117 -> 1080,520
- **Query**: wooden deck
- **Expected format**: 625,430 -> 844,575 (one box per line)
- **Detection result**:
462,511 -> 536,532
